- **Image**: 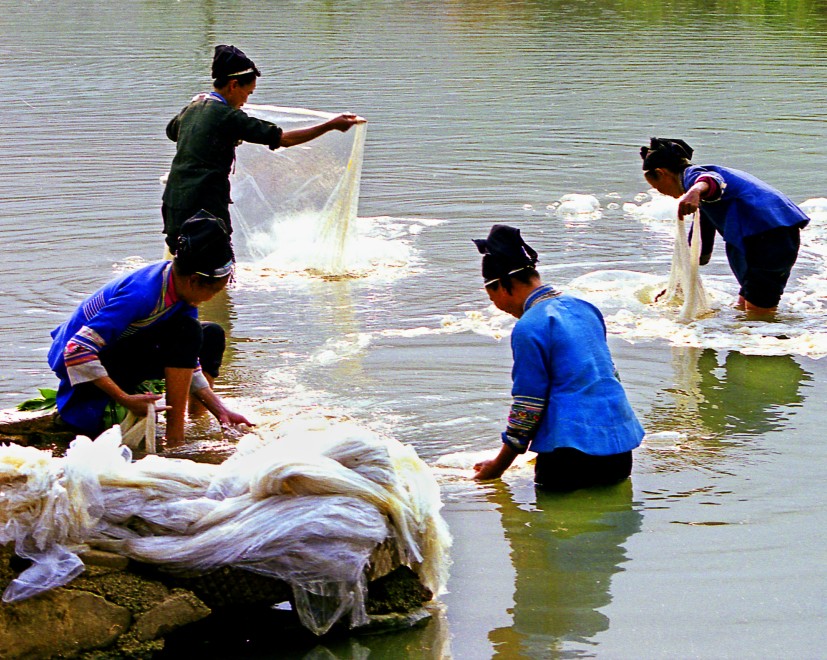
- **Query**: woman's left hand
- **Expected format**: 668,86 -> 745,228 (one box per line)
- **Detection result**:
218,409 -> 254,429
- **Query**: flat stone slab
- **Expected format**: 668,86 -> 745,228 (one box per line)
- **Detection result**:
0,408 -> 74,445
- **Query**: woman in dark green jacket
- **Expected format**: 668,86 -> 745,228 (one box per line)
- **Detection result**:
162,44 -> 363,250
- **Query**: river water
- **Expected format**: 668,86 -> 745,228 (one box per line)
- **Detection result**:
2,1 -> 827,658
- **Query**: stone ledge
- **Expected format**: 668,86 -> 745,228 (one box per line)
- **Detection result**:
0,589 -> 131,659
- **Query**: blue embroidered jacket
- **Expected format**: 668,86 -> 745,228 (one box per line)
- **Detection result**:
502,285 -> 644,456
683,164 -> 809,255
48,262 -> 207,432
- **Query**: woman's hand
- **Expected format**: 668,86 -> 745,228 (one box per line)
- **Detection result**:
330,113 -> 366,132
677,180 -> 710,218
218,408 -> 255,430
473,458 -> 508,481
677,188 -> 702,218
472,444 -> 520,481
120,393 -> 168,417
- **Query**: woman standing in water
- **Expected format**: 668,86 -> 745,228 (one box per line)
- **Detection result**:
640,137 -> 809,314
471,224 -> 645,491
162,44 -> 364,250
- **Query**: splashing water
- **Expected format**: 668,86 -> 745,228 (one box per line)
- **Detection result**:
230,105 -> 430,280
589,192 -> 827,358
358,191 -> 827,359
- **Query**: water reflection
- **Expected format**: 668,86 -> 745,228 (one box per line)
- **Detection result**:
694,349 -> 810,436
647,346 -> 811,440
486,478 -> 642,658
160,599 -> 451,659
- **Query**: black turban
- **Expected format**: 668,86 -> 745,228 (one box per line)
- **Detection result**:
175,210 -> 235,278
212,44 -> 261,80
473,224 -> 538,284
640,137 -> 694,171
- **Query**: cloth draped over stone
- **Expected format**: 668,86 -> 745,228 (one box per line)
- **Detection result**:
0,416 -> 452,635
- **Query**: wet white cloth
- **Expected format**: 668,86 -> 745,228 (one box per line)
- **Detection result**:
0,416 -> 451,635
661,212 -> 711,322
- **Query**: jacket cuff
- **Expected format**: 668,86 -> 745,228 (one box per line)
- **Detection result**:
67,361 -> 108,386
190,371 -> 210,393
502,431 -> 529,454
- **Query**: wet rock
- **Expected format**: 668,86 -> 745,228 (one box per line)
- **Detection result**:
132,591 -> 211,642
0,545 -> 211,659
80,550 -> 130,571
366,565 -> 433,615
0,589 -> 131,658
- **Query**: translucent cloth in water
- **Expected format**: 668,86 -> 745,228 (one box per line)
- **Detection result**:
661,212 -> 711,322
229,105 -> 366,273
0,420 -> 451,636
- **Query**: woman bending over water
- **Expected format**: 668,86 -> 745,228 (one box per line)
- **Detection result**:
641,137 -> 809,315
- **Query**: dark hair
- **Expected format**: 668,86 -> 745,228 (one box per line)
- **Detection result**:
475,224 -> 540,294
213,71 -> 257,90
641,137 -> 693,173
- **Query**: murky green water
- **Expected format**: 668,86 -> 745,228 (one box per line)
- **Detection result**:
2,1 -> 826,657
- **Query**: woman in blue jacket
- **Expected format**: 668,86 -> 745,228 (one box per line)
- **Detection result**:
640,137 -> 809,314
472,225 -> 644,491
49,212 -> 252,442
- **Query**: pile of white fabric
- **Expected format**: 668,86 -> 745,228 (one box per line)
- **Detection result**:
0,416 -> 451,635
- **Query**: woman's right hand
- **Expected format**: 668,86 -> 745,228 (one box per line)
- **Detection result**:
678,179 -> 711,218
119,393 -> 168,416
677,188 -> 701,217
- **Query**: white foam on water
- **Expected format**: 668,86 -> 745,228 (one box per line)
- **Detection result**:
640,431 -> 689,453
111,256 -> 151,275
430,448 -> 536,493
554,193 -> 602,219
623,189 -> 679,229
234,215 -> 439,287
435,306 -> 515,341
310,332 -> 373,365
304,305 -> 516,366
566,266 -> 827,357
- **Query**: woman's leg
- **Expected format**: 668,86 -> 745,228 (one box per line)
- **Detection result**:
738,225 -> 802,313
102,314 -> 203,441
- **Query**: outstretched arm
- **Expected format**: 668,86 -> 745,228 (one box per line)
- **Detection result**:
279,113 -> 365,148
471,329 -> 548,482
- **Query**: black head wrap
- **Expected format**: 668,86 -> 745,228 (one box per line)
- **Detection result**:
174,211 -> 235,278
640,137 -> 694,171
212,45 -> 261,80
473,224 -> 538,285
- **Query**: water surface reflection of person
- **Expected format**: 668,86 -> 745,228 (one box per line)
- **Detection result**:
487,478 -> 642,657
646,347 -> 811,440
695,349 -> 809,437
